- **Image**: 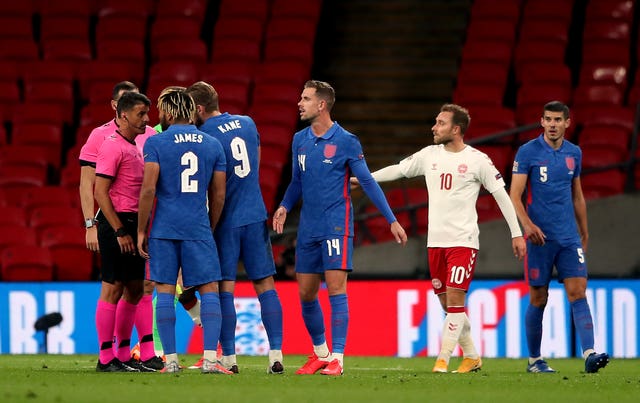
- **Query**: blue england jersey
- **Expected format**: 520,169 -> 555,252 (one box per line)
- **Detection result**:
512,134 -> 582,241
143,124 -> 226,240
199,113 -> 267,229
281,122 -> 365,239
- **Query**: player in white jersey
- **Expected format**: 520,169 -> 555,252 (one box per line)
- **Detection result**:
355,104 -> 526,373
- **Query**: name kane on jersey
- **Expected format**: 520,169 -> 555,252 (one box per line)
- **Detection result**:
217,119 -> 242,133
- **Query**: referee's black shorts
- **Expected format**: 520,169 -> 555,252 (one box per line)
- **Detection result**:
97,211 -> 145,284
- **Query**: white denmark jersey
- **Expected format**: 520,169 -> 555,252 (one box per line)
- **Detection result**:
398,144 -> 505,248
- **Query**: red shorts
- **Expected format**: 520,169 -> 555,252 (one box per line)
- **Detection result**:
428,247 -> 478,295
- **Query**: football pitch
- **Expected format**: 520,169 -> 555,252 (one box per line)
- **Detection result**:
1,355 -> 638,403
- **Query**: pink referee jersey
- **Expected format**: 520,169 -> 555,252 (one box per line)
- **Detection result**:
79,119 -> 156,165
95,132 -> 145,213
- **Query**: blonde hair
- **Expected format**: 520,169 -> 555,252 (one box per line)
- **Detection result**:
157,89 -> 195,122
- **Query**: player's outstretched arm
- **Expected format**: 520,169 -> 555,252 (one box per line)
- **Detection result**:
137,161 -> 159,259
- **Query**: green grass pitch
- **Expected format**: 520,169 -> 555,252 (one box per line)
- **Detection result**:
1,355 -> 639,403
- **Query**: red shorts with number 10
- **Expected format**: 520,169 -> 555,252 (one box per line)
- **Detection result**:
428,247 -> 478,295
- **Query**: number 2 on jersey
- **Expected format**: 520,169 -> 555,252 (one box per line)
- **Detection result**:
181,151 -> 198,192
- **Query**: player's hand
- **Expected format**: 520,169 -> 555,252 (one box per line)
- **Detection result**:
86,226 -> 100,252
273,206 -> 288,234
349,177 -> 360,190
390,221 -> 408,246
524,223 -> 546,246
512,236 -> 526,260
117,234 -> 136,255
137,230 -> 150,259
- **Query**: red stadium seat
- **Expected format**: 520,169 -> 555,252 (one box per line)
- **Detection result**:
148,61 -> 200,85
150,16 -> 203,43
0,81 -> 21,123
516,62 -> 572,87
582,39 -> 630,66
0,1 -> 33,17
29,206 -> 83,233
218,0 -> 269,20
260,144 -> 289,170
579,124 -> 630,155
40,226 -> 95,281
252,82 -> 301,105
581,145 -> 628,169
248,102 -> 299,131
11,123 -> 63,168
517,83 -> 572,109
11,102 -> 66,126
96,38 -> 146,65
77,61 -> 139,101
38,0 -> 92,17
96,0 -> 153,18
581,169 -> 627,199
152,39 -> 208,63
579,63 -> 628,88
514,40 -> 566,72
0,166 -> 47,190
96,15 -> 148,42
155,0 -> 208,21
79,103 -> 118,128
200,61 -> 254,87
211,38 -> 261,64
263,38 -> 315,66
523,0 -> 575,22
0,226 -> 38,255
23,82 -> 75,123
20,185 -> 74,210
271,0 -> 322,20
453,84 -> 505,108
1,245 -> 54,281
0,39 -> 39,63
583,19 -> 631,42
0,16 -> 34,40
214,16 -> 265,43
212,81 -> 251,115
266,17 -> 317,44
253,60 -> 309,86
465,18 -> 517,44
456,61 -> 510,90
22,60 -> 76,84
0,145 -> 50,180
586,0 -> 634,22
573,84 -> 624,108
460,39 -> 513,65
41,38 -> 92,63
518,18 -> 569,45
470,0 -> 521,20
259,123 -> 294,148
572,105 -> 635,132
0,206 -> 28,227
40,16 -> 90,41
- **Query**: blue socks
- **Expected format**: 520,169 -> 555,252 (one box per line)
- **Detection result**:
571,298 -> 595,352
525,304 -> 544,358
302,299 -> 326,345
258,290 -> 283,350
329,294 -> 349,354
219,292 -> 236,355
200,292 -> 222,352
155,292 -> 176,355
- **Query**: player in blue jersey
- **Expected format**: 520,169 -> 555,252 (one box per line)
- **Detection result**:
186,81 -> 285,374
272,80 -> 408,376
136,89 -> 232,374
510,101 -> 609,373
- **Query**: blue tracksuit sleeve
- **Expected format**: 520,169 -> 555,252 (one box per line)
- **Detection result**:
280,145 -> 302,211
351,159 -> 397,224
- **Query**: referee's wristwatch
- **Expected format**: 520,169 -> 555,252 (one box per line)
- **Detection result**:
115,227 -> 128,238
84,218 -> 97,229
